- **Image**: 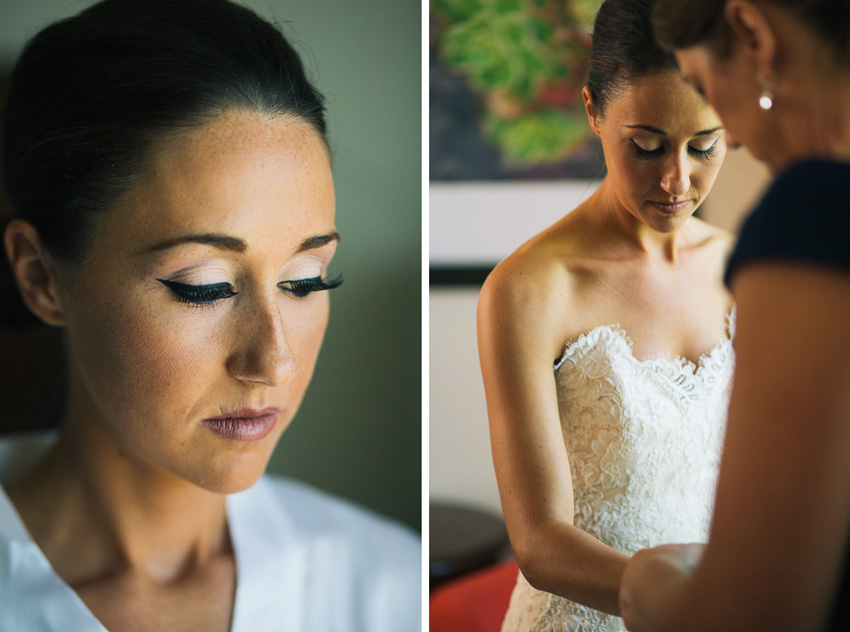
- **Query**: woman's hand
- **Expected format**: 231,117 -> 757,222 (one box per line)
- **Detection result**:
619,544 -> 704,631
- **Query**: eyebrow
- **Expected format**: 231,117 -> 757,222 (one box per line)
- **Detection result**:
624,124 -> 723,136
140,234 -> 247,254
298,232 -> 340,252
139,231 -> 340,255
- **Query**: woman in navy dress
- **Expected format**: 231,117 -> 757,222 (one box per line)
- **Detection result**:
617,1 -> 850,631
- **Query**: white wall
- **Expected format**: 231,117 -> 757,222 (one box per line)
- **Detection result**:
429,288 -> 501,514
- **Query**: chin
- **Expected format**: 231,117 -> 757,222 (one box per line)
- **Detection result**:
184,452 -> 272,495
181,413 -> 293,494
644,214 -> 687,234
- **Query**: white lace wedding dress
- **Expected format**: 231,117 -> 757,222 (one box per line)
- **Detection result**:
501,316 -> 735,632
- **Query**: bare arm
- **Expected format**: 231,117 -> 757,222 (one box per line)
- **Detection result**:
477,260 -> 628,615
619,263 -> 850,631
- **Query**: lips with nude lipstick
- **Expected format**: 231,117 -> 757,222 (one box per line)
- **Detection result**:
202,408 -> 279,441
647,200 -> 692,215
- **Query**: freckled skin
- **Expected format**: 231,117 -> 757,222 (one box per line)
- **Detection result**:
4,110 -> 338,631
587,71 -> 727,235
58,111 -> 337,494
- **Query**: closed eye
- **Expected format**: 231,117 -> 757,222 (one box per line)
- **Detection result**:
631,139 -> 719,161
278,275 -> 343,298
688,139 -> 719,160
157,279 -> 237,305
632,140 -> 664,161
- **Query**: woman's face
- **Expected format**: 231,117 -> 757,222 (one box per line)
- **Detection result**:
57,110 -> 337,493
588,70 -> 727,233
674,46 -> 778,170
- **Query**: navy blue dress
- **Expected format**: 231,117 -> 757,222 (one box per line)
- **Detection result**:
726,159 -> 850,631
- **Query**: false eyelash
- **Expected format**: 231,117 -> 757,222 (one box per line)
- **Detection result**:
690,143 -> 719,160
633,144 -> 664,161
631,140 -> 719,162
279,275 -> 343,298
157,279 -> 238,305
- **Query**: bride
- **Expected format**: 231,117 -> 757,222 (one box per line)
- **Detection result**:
0,1 -> 419,630
477,0 -> 734,629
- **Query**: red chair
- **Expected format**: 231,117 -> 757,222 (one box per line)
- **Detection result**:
429,558 -> 520,632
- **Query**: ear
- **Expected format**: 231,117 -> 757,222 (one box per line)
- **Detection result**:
3,220 -> 66,326
582,86 -> 602,137
724,0 -> 777,74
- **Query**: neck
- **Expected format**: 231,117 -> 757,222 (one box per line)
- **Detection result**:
592,178 -> 690,262
8,398 -> 231,586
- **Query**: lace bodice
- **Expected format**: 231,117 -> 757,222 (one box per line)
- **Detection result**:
501,318 -> 734,632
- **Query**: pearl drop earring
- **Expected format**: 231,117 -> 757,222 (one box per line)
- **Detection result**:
756,71 -> 774,110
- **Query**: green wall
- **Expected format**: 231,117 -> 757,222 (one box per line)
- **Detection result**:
0,0 -> 422,530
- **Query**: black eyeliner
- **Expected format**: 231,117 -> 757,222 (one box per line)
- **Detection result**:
279,275 -> 343,298
631,140 -> 719,161
157,278 -> 238,305
631,140 -> 663,161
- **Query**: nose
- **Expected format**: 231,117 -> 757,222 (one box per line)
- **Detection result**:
660,151 -> 691,197
227,297 -> 297,387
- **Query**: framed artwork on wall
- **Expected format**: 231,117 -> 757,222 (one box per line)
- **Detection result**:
430,0 -> 605,279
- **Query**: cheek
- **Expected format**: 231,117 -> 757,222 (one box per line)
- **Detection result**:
66,286 -> 221,426
286,296 -> 330,384
693,152 -> 726,195
605,145 -> 655,199
66,284 -> 330,430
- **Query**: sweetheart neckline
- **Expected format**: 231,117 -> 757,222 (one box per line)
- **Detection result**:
554,310 -> 735,375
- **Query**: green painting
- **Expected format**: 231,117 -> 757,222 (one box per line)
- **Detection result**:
431,0 -> 604,180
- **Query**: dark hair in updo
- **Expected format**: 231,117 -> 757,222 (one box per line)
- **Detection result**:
1,0 -> 326,328
587,0 -> 679,115
652,0 -> 850,62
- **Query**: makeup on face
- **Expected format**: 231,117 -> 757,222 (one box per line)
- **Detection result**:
202,408 -> 280,441
146,231 -> 341,308
625,124 -> 724,164
57,112 -> 340,494
593,72 -> 727,232
622,124 -> 724,214
646,200 -> 691,215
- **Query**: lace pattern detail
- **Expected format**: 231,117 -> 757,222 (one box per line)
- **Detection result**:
501,317 -> 734,632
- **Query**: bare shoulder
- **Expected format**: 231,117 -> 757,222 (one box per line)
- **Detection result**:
481,237 -> 568,307
478,219 -> 584,358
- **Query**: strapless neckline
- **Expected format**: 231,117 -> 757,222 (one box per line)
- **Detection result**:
555,309 -> 736,377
